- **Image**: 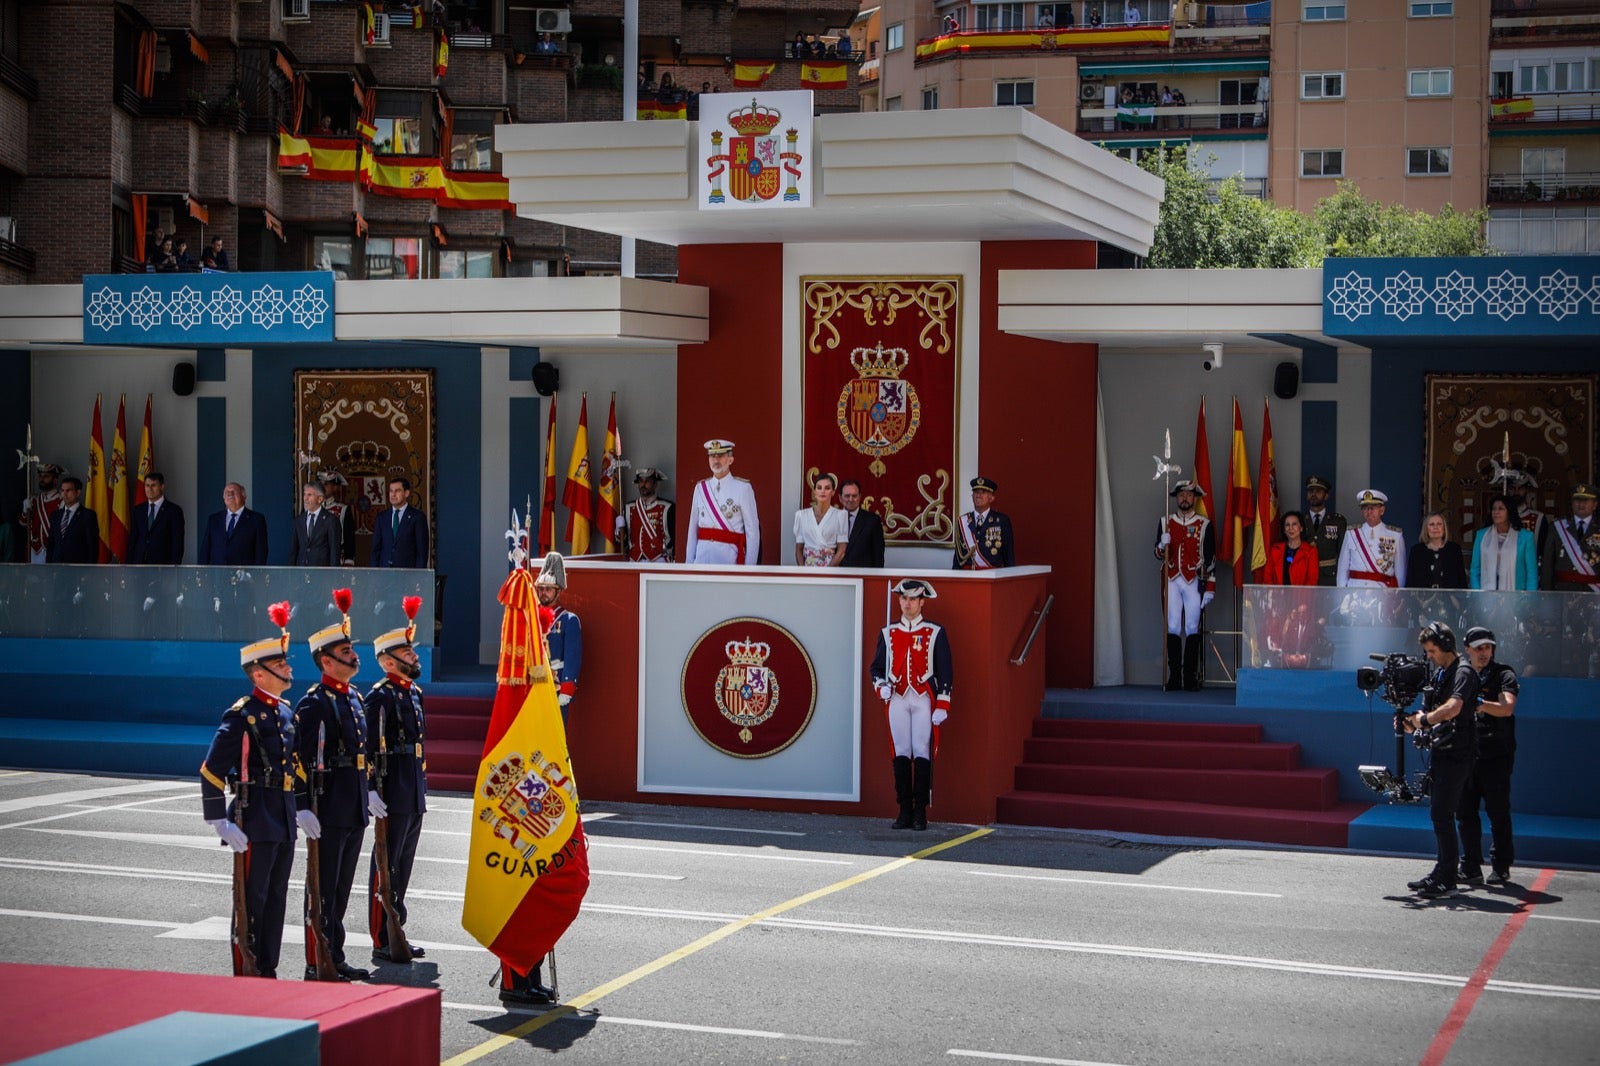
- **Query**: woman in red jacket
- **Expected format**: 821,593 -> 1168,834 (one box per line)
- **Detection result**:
1264,510 -> 1320,585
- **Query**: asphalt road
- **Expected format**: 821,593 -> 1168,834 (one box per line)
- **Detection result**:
0,769 -> 1597,1065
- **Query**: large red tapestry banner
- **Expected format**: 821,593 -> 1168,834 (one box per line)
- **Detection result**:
801,277 -> 960,548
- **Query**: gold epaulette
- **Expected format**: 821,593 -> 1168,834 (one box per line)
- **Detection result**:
229,697 -> 250,713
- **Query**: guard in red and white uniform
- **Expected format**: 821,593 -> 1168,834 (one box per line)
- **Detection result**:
1154,480 -> 1215,691
22,463 -> 65,564
619,467 -> 675,562
870,578 -> 953,831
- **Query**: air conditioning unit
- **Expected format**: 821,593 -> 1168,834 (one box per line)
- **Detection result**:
535,8 -> 571,34
372,11 -> 391,43
285,0 -> 310,21
1081,82 -> 1102,101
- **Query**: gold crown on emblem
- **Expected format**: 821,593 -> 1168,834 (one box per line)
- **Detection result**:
850,342 -> 910,379
728,99 -> 781,136
335,440 -> 393,466
725,638 -> 771,666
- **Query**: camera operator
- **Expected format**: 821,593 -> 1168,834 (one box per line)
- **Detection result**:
1456,627 -> 1517,887
1404,622 -> 1479,899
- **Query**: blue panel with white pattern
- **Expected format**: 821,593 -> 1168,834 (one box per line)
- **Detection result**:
1322,256 -> 1600,338
82,272 -> 335,345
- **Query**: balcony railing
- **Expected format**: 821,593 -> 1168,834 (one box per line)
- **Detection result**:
0,237 -> 36,274
1079,101 -> 1265,134
1488,170 -> 1600,202
1490,92 -> 1600,124
0,53 -> 38,100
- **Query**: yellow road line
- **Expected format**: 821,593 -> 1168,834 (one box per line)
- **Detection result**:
442,826 -> 993,1066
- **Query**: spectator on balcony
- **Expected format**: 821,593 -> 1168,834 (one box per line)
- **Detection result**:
1037,7 -> 1053,29
1472,495 -> 1539,591
1160,85 -> 1173,128
1125,1 -> 1140,25
1060,5 -> 1075,27
942,13 -> 960,33
1088,8 -> 1102,26
174,238 -> 196,271
153,238 -> 179,273
535,32 -> 559,54
147,226 -> 166,263
202,236 -> 231,272
806,33 -> 825,56
1408,512 -> 1468,590
659,72 -> 677,100
1173,86 -> 1187,128
792,32 -> 807,57
638,64 -> 653,91
837,30 -> 852,57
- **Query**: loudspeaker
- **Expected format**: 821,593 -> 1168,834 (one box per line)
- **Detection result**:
1273,361 -> 1299,400
172,362 -> 196,396
531,361 -> 559,397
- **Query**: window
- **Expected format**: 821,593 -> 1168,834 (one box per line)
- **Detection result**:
366,236 -> 425,279
976,3 -> 1024,30
1301,149 -> 1343,178
439,249 -> 496,279
1407,147 -> 1451,176
1517,65 -> 1551,95
1409,1 -> 1451,14
885,22 -> 904,51
1554,60 -> 1585,92
1520,147 -> 1565,198
313,236 -> 355,279
1303,3 -> 1345,20
1408,69 -> 1452,97
1487,206 -> 1600,255
996,80 -> 1035,107
449,110 -> 499,171
921,86 -> 938,110
374,91 -> 432,155
885,95 -> 903,112
1301,73 -> 1343,99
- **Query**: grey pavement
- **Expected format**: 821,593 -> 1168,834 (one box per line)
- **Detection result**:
0,769 -> 1597,1065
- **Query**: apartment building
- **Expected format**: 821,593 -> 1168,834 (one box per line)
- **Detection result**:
0,0 -> 860,287
860,0 -> 1599,253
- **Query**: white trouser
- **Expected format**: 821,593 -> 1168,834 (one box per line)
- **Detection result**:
886,689 -> 933,759
1166,575 -> 1202,637
689,538 -> 740,565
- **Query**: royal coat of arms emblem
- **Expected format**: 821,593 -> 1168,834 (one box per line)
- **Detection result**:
714,638 -> 779,743
477,750 -> 577,859
837,343 -> 920,478
699,92 -> 812,209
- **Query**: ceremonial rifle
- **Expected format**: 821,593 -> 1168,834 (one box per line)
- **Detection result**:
304,722 -> 340,981
371,713 -> 413,962
232,732 -> 259,977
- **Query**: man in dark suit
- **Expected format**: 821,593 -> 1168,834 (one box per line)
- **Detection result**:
48,476 -> 100,563
200,482 -> 270,565
838,479 -> 885,568
292,481 -> 343,566
370,477 -> 429,568
127,471 -> 186,564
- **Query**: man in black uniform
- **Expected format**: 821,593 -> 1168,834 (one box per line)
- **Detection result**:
1456,626 -> 1518,887
294,595 -> 375,981
199,604 -> 302,977
952,476 -> 1014,569
367,598 -> 429,963
1302,475 -> 1347,587
1404,622 -> 1479,900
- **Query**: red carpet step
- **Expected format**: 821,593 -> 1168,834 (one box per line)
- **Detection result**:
998,717 -> 1367,848
424,694 -> 492,794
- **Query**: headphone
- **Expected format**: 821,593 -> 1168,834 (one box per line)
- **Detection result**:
1418,621 -> 1456,653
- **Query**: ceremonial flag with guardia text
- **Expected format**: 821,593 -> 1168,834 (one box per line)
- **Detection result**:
86,394 -> 111,563
462,567 -> 589,972
133,394 -> 155,507
1220,396 -> 1254,587
595,395 -> 622,554
1250,397 -> 1278,582
538,397 -> 557,555
562,395 -> 594,555
1192,396 -> 1214,522
109,394 -> 130,563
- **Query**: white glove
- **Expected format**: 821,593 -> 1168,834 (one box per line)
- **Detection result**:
558,693 -> 572,708
1201,592 -> 1215,610
296,809 -> 322,839
208,819 -> 249,853
367,790 -> 388,819
876,684 -> 892,703
931,708 -> 949,726
1159,531 -> 1171,548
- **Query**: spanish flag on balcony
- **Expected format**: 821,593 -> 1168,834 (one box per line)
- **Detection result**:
1490,97 -> 1533,120
362,3 -> 376,45
356,118 -> 378,142
435,28 -> 449,78
369,156 -> 446,198
439,170 -> 514,211
636,97 -> 687,120
277,129 -> 361,181
732,61 -> 776,88
800,60 -> 847,89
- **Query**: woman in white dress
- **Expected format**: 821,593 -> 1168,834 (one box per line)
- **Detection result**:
793,473 -> 848,566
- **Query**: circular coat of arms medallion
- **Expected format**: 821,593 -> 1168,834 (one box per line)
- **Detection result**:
680,616 -> 818,759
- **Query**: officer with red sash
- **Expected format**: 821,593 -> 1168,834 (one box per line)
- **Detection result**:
871,578 -> 953,831
1337,489 -> 1407,588
685,439 -> 759,565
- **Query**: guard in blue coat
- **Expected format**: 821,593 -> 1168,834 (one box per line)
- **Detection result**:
200,604 -> 304,978
952,476 -> 1015,569
535,554 -> 582,723
366,598 -> 428,963
370,477 -> 429,568
293,595 -> 375,981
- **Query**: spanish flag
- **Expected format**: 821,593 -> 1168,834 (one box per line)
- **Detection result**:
109,395 -> 130,564
462,566 -> 589,975
538,397 -> 558,556
86,394 -> 111,563
369,156 -> 446,198
562,395 -> 594,555
1490,97 -> 1534,120
800,60 -> 847,89
435,28 -> 449,78
439,170 -> 513,211
594,395 -> 622,554
362,3 -> 376,45
1249,397 -> 1278,582
133,394 -> 155,508
1192,396 -> 1213,522
356,118 -> 378,142
732,61 -> 776,88
278,130 -> 361,181
1220,396 -> 1254,587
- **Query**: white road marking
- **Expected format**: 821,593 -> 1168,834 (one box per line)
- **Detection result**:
1531,914 -> 1600,926
438,1002 -> 857,1043
0,771 -> 34,777
0,908 -> 185,930
0,795 -> 219,832
24,828 -> 228,850
597,819 -> 805,837
589,841 -> 851,865
0,781 -> 191,817
950,1052 -> 1133,1066
971,870 -> 1283,899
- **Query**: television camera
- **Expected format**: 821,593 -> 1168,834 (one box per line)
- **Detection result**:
1355,652 -> 1436,804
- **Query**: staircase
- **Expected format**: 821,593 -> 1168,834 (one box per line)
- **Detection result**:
996,718 -> 1369,848
424,691 -> 493,794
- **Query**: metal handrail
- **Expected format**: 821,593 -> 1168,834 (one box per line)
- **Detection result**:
1010,593 -> 1054,666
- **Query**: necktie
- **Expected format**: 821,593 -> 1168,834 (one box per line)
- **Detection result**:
1311,516 -> 1323,539
149,503 -> 156,525
848,513 -> 855,535
226,512 -> 237,535
307,513 -> 314,538
393,510 -> 400,536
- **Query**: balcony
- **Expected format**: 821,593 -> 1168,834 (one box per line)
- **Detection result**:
1079,100 -> 1266,136
1492,0 -> 1600,40
1489,92 -> 1600,125
1488,170 -> 1600,204
915,24 -> 1172,64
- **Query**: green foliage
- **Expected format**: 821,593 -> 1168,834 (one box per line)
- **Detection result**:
1135,149 -> 1494,267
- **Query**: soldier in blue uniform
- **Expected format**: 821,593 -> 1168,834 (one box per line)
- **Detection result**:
293,593 -> 376,981
952,476 -> 1015,569
366,597 -> 428,963
535,554 -> 582,724
200,603 -> 304,978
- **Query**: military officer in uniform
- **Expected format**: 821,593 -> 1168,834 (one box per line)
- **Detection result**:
952,476 -> 1014,569
685,439 -> 760,565
294,594 -> 375,981
1337,489 -> 1406,588
318,470 -> 357,566
1155,480 -> 1216,692
871,578 -> 953,832
367,597 -> 428,963
535,554 -> 583,723
21,462 -> 65,564
200,603 -> 303,978
620,467 -> 674,562
1544,483 -> 1599,593
1302,475 -> 1347,587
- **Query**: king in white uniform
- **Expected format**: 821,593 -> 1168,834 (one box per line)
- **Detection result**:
684,439 -> 761,565
1337,488 -> 1407,588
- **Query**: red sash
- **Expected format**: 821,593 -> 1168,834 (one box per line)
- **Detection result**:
958,513 -> 992,569
695,526 -> 746,564
1552,520 -> 1599,593
1351,529 -> 1397,588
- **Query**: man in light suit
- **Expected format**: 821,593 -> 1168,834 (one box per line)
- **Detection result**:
370,477 -> 428,569
127,472 -> 185,564
292,481 -> 343,566
200,482 -> 270,565
837,479 -> 885,568
48,477 -> 100,564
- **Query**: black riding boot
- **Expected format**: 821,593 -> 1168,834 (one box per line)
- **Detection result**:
911,757 -> 932,831
498,957 -> 556,1005
1164,634 -> 1183,691
1183,634 -> 1203,691
890,756 -> 913,830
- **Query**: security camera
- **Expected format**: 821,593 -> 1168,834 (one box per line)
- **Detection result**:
1202,343 -> 1224,371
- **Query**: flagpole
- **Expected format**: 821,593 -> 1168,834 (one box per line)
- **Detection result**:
1151,429 -> 1180,690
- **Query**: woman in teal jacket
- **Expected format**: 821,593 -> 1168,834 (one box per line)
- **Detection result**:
1470,495 -> 1539,590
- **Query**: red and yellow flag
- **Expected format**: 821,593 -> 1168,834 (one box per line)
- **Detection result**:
800,60 -> 848,89
635,97 -> 687,120
1220,396 -> 1254,587
732,61 -> 776,88
595,395 -> 622,554
133,394 -> 155,507
86,394 -> 110,563
1192,396 -> 1214,522
435,28 -> 449,78
1250,397 -> 1278,581
277,130 -> 362,181
462,567 -> 589,973
109,394 -> 130,563
438,170 -> 513,210
538,397 -> 558,556
562,396 -> 594,555
369,156 -> 446,198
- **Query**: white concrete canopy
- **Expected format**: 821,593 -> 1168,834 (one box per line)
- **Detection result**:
496,108 -> 1165,254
